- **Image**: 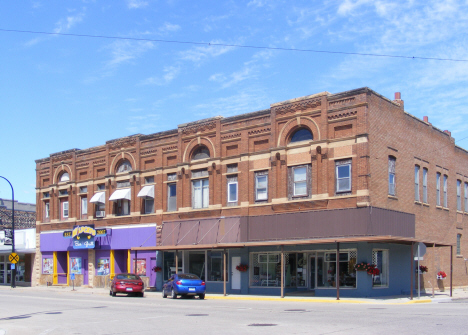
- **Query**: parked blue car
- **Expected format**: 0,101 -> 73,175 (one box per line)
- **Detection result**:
162,273 -> 206,299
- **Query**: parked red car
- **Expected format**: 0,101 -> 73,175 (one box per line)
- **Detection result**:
110,273 -> 145,297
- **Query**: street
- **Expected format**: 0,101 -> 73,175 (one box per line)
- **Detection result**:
0,288 -> 467,335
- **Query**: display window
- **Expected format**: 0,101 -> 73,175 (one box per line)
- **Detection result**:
132,259 -> 147,276
43,258 -> 54,274
207,251 -> 228,282
372,250 -> 389,288
70,257 -> 82,274
96,258 -> 110,276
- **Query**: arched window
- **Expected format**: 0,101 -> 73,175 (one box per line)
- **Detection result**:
191,146 -> 210,161
59,172 -> 70,182
290,128 -> 313,143
116,160 -> 132,173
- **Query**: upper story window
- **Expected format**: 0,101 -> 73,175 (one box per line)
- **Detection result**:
192,179 -> 209,209
116,160 -> 132,173
443,175 -> 448,207
457,180 -> 462,211
465,182 -> 468,212
255,171 -> 268,201
79,186 -> 87,194
117,180 -> 131,188
145,176 -> 154,184
227,164 -> 238,173
167,183 -> 177,212
289,128 -> 313,144
336,160 -> 351,194
289,165 -> 310,199
43,192 -> 50,198
61,200 -> 69,220
59,189 -> 68,196
97,183 -> 105,191
423,168 -> 428,203
81,197 -> 87,219
414,165 -> 420,202
388,156 -> 396,196
227,175 -> 238,204
44,202 -> 50,220
59,172 -> 70,182
457,234 -> 462,255
436,172 -> 441,206
192,146 -> 210,161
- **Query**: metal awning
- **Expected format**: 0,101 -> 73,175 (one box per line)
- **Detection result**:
109,188 -> 131,201
132,235 -> 453,251
89,192 -> 106,203
137,185 -> 154,198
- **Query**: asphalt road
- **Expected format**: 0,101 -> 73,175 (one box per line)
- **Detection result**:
0,289 -> 467,335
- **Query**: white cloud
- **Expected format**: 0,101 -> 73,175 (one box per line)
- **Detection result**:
141,66 -> 181,85
209,73 -> 226,82
180,41 -> 236,63
159,22 -> 181,33
104,40 -> 155,68
248,0 -> 266,7
127,0 -> 148,9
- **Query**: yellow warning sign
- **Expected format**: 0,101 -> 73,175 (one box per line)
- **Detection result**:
9,253 -> 19,264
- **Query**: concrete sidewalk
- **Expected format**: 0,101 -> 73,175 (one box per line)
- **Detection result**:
2,285 -> 467,305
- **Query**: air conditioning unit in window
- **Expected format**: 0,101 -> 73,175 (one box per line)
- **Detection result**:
95,211 -> 105,218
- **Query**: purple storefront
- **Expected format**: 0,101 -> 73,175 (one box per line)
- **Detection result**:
39,224 -> 157,288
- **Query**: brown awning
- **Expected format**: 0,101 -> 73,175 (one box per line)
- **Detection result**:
133,235 -> 452,251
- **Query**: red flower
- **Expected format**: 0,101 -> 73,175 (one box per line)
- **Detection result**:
236,264 -> 249,272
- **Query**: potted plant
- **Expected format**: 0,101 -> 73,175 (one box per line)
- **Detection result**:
437,271 -> 447,280
367,265 -> 380,276
152,266 -> 162,272
354,262 -> 370,271
418,265 -> 428,274
236,264 -> 249,272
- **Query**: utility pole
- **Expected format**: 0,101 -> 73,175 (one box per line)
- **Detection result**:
0,176 -> 15,288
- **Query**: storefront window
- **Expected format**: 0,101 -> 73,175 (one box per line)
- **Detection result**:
315,251 -> 356,288
372,250 -> 389,287
43,258 -> 54,274
70,257 -> 82,274
132,259 -> 147,276
163,251 -> 182,281
15,255 -> 26,282
189,252 -> 205,281
250,252 -> 281,287
207,251 -> 228,282
96,258 -> 110,276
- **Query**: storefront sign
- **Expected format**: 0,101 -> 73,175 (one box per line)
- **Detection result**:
63,227 -> 107,244
71,225 -> 96,249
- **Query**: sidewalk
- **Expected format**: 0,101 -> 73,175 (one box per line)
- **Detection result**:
2,285 -> 467,305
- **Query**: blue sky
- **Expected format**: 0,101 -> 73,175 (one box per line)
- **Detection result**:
1,0 -> 468,204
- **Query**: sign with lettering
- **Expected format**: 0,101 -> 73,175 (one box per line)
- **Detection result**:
96,228 -> 107,237
63,231 -> 72,238
72,224 -> 96,249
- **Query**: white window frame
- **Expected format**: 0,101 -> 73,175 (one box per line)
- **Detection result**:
457,180 -> 461,211
255,172 -> 268,201
167,183 -> 177,212
457,234 -> 462,255
45,202 -> 50,218
443,175 -> 448,207
422,168 -> 428,203
414,166 -> 420,202
192,178 -> 209,209
62,201 -> 69,219
81,197 -> 87,217
293,166 -> 307,196
465,182 -> 468,212
227,180 -> 238,203
336,161 -> 351,193
117,199 -> 130,216
436,173 -> 441,206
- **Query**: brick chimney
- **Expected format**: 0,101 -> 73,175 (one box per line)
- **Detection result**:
393,92 -> 404,110
423,116 -> 432,125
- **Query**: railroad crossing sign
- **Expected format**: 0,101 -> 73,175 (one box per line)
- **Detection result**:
9,252 -> 19,264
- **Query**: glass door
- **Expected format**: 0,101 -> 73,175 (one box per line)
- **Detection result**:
0,262 -> 4,284
310,255 -> 316,289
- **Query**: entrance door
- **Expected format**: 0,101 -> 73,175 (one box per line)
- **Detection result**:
231,256 -> 241,290
310,256 -> 316,289
149,257 -> 156,287
83,258 -> 88,285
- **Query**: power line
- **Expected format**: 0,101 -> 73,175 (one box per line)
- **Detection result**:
1,28 -> 468,62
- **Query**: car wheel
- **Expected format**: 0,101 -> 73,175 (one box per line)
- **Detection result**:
198,294 -> 205,300
171,288 -> 177,299
139,292 -> 144,298
112,290 -> 116,297
162,289 -> 167,298
109,290 -> 112,296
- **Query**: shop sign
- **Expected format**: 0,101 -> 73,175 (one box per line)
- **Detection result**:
3,229 -> 12,245
62,225 -> 109,249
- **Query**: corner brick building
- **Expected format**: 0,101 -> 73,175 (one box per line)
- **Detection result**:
34,87 -> 467,297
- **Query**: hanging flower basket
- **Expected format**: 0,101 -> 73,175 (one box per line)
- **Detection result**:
354,262 -> 370,271
417,265 -> 428,274
437,271 -> 447,280
152,266 -> 162,272
236,264 -> 249,272
367,264 -> 380,276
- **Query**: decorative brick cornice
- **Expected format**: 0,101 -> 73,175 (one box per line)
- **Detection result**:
273,98 -> 321,115
141,148 -> 157,156
162,145 -> 178,152
76,162 -> 89,168
180,120 -> 217,135
221,133 -> 241,140
328,110 -> 357,121
93,159 -> 106,165
107,137 -> 137,150
248,127 -> 271,136
329,97 -> 355,107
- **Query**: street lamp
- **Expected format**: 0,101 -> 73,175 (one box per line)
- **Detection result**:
0,176 -> 15,288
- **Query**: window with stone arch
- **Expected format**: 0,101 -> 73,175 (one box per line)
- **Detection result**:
116,160 -> 132,173
191,145 -> 210,161
59,172 -> 70,182
289,127 -> 313,144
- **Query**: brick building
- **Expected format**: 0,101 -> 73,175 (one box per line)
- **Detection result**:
34,87 -> 467,297
0,199 -> 36,286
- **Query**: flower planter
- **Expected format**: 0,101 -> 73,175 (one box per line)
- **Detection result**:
437,275 -> 445,280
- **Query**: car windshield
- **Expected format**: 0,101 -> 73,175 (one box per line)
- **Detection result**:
116,274 -> 140,280
178,274 -> 199,280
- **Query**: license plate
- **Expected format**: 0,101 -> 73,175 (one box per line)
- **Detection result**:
189,287 -> 195,292
126,288 -> 133,291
